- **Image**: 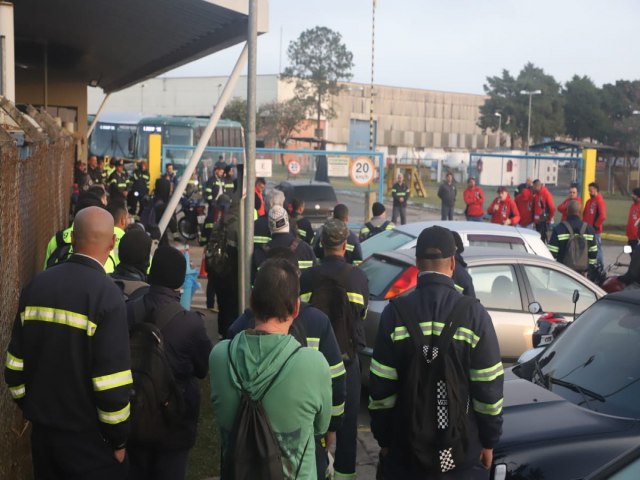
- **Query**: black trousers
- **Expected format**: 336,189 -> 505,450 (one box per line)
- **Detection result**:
127,446 -> 190,480
334,357 -> 360,477
31,425 -> 128,480
392,205 -> 407,225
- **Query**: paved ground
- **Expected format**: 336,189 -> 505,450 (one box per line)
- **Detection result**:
182,195 -> 626,480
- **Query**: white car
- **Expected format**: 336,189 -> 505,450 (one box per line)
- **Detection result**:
361,220 -> 552,260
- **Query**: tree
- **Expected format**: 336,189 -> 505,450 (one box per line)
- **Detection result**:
282,26 -> 354,137
259,99 -> 307,164
478,63 -> 564,148
563,75 -> 608,142
600,80 -> 640,150
222,96 -> 262,134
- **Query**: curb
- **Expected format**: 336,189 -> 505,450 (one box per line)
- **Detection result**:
601,233 -> 627,243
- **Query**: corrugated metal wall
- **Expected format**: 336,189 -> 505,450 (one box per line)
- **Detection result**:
0,104 -> 74,480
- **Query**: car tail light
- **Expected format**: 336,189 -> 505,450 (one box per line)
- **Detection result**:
195,205 -> 206,215
384,265 -> 419,299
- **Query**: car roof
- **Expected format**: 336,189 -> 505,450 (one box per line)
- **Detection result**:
368,246 -> 606,295
277,180 -> 333,187
601,290 -> 640,306
394,220 -> 542,239
370,246 -> 542,265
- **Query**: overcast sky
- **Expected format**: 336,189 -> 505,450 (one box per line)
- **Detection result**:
167,0 -> 640,95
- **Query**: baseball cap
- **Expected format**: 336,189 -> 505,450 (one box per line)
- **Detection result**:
268,205 -> 289,234
415,226 -> 456,260
322,218 -> 349,248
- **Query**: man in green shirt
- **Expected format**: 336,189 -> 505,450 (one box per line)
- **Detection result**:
210,258 -> 332,479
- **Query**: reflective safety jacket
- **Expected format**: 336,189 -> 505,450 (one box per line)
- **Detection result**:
547,215 -> 598,268
204,174 -> 226,203
253,215 -> 271,248
227,305 -> 347,431
359,217 -> 394,242
391,181 -> 409,207
291,213 -> 314,245
108,170 -> 130,199
130,168 -> 150,196
251,232 -> 317,281
44,225 -> 121,274
299,255 -> 369,351
4,254 -> 132,449
368,273 -> 503,472
314,230 -> 363,265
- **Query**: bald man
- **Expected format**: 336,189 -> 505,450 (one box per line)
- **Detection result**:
5,206 -> 132,479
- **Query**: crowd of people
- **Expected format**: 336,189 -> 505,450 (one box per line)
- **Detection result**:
6,157 -> 640,480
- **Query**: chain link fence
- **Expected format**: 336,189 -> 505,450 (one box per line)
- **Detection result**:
0,105 -> 74,479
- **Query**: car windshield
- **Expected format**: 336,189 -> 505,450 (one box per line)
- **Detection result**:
537,299 -> 640,418
293,186 -> 337,202
361,230 -> 415,259
359,256 -> 406,298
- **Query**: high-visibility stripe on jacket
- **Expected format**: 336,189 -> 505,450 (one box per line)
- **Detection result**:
4,254 -> 132,448
368,272 -> 503,471
548,216 -> 598,267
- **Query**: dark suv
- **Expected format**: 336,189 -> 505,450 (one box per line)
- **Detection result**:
275,180 -> 337,224
493,290 -> 640,480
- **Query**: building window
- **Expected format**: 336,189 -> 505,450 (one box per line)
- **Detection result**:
506,160 -> 513,172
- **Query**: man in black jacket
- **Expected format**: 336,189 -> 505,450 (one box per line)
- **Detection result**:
110,228 -> 152,299
438,172 -> 457,221
451,229 -> 476,297
369,226 -> 503,479
5,207 -> 132,479
126,246 -> 213,480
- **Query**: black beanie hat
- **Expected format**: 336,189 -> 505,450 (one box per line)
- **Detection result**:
372,202 -> 385,217
149,246 -> 186,290
119,230 -> 152,272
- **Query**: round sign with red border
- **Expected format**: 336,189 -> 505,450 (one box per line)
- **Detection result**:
287,160 -> 301,176
350,157 -> 375,186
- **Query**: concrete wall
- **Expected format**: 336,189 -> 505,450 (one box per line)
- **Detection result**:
16,69 -> 87,159
88,75 -> 281,117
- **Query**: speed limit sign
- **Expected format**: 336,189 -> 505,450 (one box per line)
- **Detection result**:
350,157 -> 375,186
287,160 -> 301,176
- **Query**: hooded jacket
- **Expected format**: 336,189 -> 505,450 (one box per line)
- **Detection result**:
210,333 -> 331,479
487,194 -> 520,225
583,193 -> 606,234
463,185 -> 485,217
514,188 -> 533,227
557,196 -> 582,223
626,199 -> 640,241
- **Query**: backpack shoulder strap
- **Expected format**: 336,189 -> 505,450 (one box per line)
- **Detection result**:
381,220 -> 391,230
150,302 -> 185,330
365,221 -> 375,231
562,221 -> 574,235
579,222 -> 588,234
130,296 -> 148,326
434,296 -> 478,358
55,229 -> 65,246
390,297 -> 427,348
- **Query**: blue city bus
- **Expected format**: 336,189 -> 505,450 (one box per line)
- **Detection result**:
134,116 -> 244,174
88,112 -> 145,160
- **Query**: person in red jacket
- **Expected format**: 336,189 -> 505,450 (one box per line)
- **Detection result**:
557,183 -> 582,223
488,187 -> 520,225
463,177 -> 485,222
583,182 -> 607,267
626,188 -> 640,249
532,180 -> 555,243
514,183 -> 534,228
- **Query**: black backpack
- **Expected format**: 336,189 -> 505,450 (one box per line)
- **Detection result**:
391,295 -> 477,474
46,230 -> 72,269
363,220 -> 390,240
128,298 -> 186,445
205,218 -> 230,276
562,222 -> 589,273
309,263 -> 356,365
222,343 -> 308,480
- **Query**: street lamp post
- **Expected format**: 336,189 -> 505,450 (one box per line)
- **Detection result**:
633,110 -> 640,187
520,89 -> 542,154
494,112 -> 502,148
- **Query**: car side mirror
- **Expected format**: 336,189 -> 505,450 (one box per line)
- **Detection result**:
624,245 -> 633,254
528,302 -> 542,314
572,289 -> 580,304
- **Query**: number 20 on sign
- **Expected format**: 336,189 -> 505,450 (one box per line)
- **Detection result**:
350,157 -> 375,186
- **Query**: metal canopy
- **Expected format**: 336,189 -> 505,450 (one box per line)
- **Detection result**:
14,0 -> 267,93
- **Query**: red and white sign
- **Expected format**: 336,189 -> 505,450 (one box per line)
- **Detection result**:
287,160 -> 301,176
350,157 -> 375,186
